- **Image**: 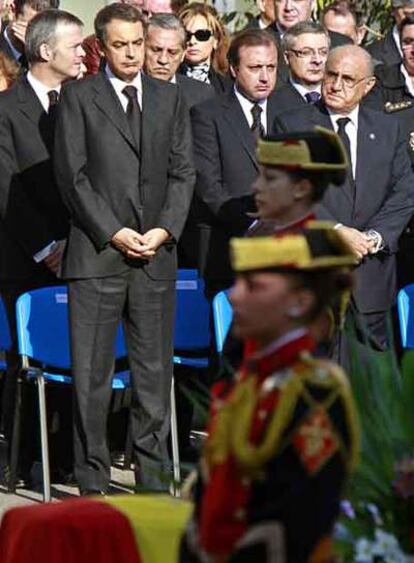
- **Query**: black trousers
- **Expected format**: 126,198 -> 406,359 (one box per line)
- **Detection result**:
68,267 -> 175,492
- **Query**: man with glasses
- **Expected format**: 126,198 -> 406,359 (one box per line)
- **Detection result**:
266,0 -> 351,84
273,45 -> 414,362
272,21 -> 329,113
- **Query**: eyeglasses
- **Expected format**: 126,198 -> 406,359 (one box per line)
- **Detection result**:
185,29 -> 213,42
288,48 -> 329,59
324,70 -> 371,90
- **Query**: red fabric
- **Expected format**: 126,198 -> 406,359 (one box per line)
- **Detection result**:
0,498 -> 142,563
82,34 -> 102,76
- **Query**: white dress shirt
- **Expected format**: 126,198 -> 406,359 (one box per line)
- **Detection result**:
290,78 -> 321,101
105,65 -> 143,111
328,105 -> 359,179
234,85 -> 268,133
392,24 -> 403,59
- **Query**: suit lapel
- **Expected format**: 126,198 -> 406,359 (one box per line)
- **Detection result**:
17,77 -> 45,125
92,72 -> 138,155
222,90 -> 257,169
355,107 -> 377,208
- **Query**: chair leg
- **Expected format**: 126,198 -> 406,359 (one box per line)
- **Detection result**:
8,378 -> 23,493
123,419 -> 133,470
170,376 -> 181,497
36,375 -> 51,502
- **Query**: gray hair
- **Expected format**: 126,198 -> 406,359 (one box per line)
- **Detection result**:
26,9 -> 83,64
282,21 -> 330,51
146,13 -> 186,49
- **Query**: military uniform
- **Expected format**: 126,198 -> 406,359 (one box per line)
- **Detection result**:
181,231 -> 359,563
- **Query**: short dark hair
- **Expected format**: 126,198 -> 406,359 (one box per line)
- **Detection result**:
400,14 -> 414,38
25,9 -> 83,63
227,29 -> 277,68
282,21 -> 330,51
95,3 -> 145,46
147,13 -> 186,49
15,0 -> 59,17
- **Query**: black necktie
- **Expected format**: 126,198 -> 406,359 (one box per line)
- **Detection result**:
336,117 -> 355,199
44,90 -> 59,151
251,103 -> 264,140
304,91 -> 320,104
123,85 -> 141,150
47,89 -> 59,118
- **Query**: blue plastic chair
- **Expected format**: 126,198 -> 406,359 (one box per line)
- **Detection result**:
169,270 -> 211,486
11,286 -> 129,502
212,290 -> 233,355
397,283 -> 414,348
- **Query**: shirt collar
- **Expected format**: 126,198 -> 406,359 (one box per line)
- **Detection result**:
27,71 -> 62,97
234,84 -> 268,109
105,64 -> 142,98
393,24 -> 403,58
290,77 -> 321,98
169,74 -> 177,84
327,104 -> 359,126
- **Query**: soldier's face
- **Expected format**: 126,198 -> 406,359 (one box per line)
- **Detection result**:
230,272 -> 311,345
253,166 -> 312,220
100,19 -> 145,83
231,43 -> 277,102
402,24 -> 414,75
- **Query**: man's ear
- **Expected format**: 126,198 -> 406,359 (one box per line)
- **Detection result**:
39,42 -> 52,62
229,63 -> 237,79
96,38 -> 106,58
363,75 -> 376,96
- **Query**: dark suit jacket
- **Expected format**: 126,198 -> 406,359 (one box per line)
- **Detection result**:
175,74 -> 215,109
273,102 -> 414,313
55,71 -> 195,281
366,30 -> 401,67
190,89 -> 280,285
0,76 -> 68,282
272,81 -> 308,115
366,63 -> 412,108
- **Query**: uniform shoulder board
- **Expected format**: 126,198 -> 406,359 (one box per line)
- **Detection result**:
384,100 -> 414,113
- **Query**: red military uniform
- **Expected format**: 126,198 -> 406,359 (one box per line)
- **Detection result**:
182,329 -> 359,562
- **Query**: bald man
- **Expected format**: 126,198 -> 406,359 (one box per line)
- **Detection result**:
273,45 -> 414,359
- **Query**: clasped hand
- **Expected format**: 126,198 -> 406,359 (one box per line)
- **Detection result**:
336,225 -> 375,262
111,227 -> 170,259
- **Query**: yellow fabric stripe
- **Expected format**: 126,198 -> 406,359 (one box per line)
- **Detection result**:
104,495 -> 193,563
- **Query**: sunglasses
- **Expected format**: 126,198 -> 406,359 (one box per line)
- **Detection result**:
185,29 -> 213,42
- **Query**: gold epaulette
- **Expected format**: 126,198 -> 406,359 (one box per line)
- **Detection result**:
384,100 -> 414,113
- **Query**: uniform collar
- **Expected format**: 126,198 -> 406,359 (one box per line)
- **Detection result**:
246,328 -> 316,377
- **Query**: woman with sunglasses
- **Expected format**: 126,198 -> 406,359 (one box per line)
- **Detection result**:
178,2 -> 231,94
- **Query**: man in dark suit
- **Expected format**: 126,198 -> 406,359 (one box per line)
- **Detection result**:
367,0 -> 414,66
321,0 -> 366,45
273,45 -> 414,357
0,0 -> 60,70
55,3 -> 194,495
191,29 -> 279,293
144,13 -> 214,108
144,13 -> 213,271
0,8 -> 84,479
272,21 -> 329,114
266,0 -> 352,85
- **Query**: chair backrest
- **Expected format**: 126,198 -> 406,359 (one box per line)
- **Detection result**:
0,296 -> 12,352
212,291 -> 233,354
174,270 -> 211,352
397,283 -> 414,348
15,286 -> 127,369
